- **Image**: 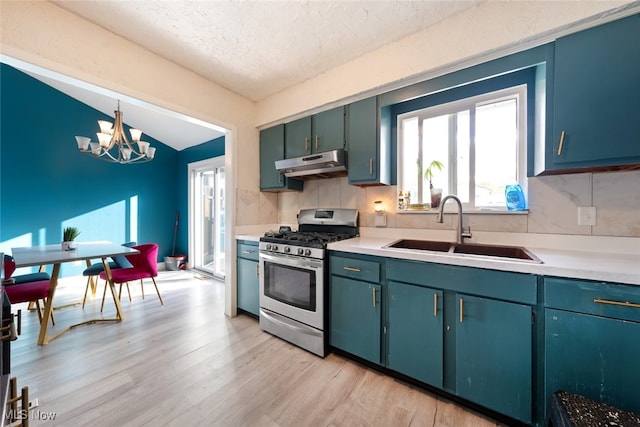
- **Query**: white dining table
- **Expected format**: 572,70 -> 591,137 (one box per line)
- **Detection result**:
11,242 -> 139,345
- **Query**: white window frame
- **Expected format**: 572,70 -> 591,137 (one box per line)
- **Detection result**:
397,84 -> 527,210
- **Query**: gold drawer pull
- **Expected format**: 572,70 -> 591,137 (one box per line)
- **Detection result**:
557,130 -> 566,156
315,135 -> 319,150
433,293 -> 438,317
305,137 -> 309,152
594,298 -> 640,309
241,250 -> 252,255
372,287 -> 377,307
369,158 -> 373,175
460,298 -> 464,323
343,266 -> 361,272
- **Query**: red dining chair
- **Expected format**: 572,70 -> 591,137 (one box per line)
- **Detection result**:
2,256 -> 54,325
99,243 -> 162,310
81,242 -> 136,308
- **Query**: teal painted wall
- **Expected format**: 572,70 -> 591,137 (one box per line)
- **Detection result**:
0,64 -> 182,277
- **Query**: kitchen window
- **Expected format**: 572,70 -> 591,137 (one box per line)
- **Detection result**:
391,64 -> 539,211
398,84 -> 527,209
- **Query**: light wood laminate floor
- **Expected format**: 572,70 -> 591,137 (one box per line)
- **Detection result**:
10,271 -> 504,426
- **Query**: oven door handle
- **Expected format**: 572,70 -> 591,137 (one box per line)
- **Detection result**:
259,252 -> 323,270
260,309 -> 322,336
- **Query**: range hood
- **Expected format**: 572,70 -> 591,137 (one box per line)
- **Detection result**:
275,149 -> 347,179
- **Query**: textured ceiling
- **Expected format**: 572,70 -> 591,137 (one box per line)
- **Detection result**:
52,0 -> 481,102
6,1 -> 481,150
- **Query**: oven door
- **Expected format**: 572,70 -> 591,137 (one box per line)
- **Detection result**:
259,252 -> 324,330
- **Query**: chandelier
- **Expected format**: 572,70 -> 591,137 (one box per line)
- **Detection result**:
75,101 -> 155,164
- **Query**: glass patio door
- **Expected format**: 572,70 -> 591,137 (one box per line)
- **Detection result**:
190,157 -> 225,278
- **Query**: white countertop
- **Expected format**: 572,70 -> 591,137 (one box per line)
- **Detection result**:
328,237 -> 640,286
236,227 -> 640,286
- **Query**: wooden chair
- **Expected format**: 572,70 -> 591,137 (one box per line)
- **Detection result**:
99,243 -> 162,309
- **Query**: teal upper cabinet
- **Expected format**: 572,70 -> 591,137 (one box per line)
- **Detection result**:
285,106 -> 345,158
285,116 -> 312,158
548,13 -> 640,172
313,107 -> 345,153
346,96 -> 390,186
260,124 -> 303,192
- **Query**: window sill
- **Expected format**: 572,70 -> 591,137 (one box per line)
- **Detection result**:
395,208 -> 529,215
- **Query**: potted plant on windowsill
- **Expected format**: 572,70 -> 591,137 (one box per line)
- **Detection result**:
424,160 -> 444,209
62,226 -> 80,251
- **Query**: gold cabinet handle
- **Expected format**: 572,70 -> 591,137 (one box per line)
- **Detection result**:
459,298 -> 464,323
557,130 -> 566,156
372,287 -> 377,307
241,250 -> 252,255
305,137 -> 309,152
433,293 -> 438,317
343,266 -> 361,272
594,298 -> 640,309
369,158 -> 373,175
315,135 -> 319,150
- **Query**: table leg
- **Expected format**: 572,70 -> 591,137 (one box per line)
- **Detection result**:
37,263 -> 61,345
101,257 -> 125,321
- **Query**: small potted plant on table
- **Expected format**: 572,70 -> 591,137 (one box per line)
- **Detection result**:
62,226 -> 80,251
424,160 -> 444,208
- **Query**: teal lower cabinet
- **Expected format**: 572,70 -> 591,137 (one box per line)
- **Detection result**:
544,277 -> 640,417
329,253 -> 382,364
236,240 -> 260,316
455,294 -> 532,423
387,281 -> 443,387
385,258 -> 537,425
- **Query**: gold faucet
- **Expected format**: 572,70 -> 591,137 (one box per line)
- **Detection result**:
437,195 -> 472,244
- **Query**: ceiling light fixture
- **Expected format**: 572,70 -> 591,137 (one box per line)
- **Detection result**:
75,101 -> 155,164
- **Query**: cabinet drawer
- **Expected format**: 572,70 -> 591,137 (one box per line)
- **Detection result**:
237,242 -> 259,261
545,277 -> 640,322
387,259 -> 537,304
330,255 -> 380,283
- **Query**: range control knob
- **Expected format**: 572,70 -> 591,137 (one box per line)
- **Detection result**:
304,249 -> 312,256
272,245 -> 278,251
284,247 -> 291,253
297,248 -> 304,255
265,244 -> 271,250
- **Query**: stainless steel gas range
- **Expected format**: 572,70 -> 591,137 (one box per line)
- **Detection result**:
259,208 -> 359,357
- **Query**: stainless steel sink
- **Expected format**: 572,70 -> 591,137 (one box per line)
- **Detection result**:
384,239 -> 453,252
384,239 -> 542,263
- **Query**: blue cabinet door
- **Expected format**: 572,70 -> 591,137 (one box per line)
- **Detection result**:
260,125 -> 303,191
347,96 -> 389,185
387,281 -> 443,387
313,106 -> 345,153
285,116 -> 312,158
237,257 -> 259,316
455,294 -> 532,424
551,13 -> 640,169
330,275 -> 381,364
545,308 -> 640,415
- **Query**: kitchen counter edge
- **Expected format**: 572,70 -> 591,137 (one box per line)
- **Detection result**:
328,237 -> 640,286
